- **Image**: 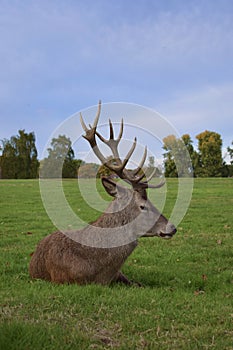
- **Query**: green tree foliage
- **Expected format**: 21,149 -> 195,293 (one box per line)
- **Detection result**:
227,141 -> 233,163
163,134 -> 194,177
182,134 -> 201,177
0,130 -> 39,178
225,141 -> 233,177
40,135 -> 81,178
196,131 -> 223,177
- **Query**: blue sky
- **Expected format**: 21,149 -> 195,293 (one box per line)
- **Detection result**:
1,0 -> 233,161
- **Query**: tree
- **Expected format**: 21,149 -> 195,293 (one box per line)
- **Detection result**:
227,141 -> 233,163
63,159 -> 83,178
0,139 -> 18,178
196,131 -> 223,177
163,134 -> 194,177
163,135 -> 178,177
40,135 -> 80,178
0,130 -> 39,178
225,141 -> 233,177
182,134 -> 200,177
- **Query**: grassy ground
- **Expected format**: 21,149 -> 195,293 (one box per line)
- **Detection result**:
0,178 -> 232,349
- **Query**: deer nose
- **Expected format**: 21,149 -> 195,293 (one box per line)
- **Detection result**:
166,223 -> 177,235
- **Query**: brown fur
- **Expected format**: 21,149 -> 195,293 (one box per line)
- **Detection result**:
29,178 -> 176,285
29,231 -> 137,284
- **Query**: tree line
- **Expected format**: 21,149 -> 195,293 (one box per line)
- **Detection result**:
0,129 -> 233,179
163,131 -> 233,177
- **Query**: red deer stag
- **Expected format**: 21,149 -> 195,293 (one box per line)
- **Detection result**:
29,101 -> 176,285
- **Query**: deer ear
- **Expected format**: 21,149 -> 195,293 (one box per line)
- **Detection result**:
101,177 -> 118,197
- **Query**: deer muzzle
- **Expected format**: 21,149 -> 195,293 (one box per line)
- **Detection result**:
142,221 -> 177,239
159,223 -> 177,239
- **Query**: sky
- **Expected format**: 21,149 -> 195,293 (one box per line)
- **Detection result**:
0,0 -> 233,163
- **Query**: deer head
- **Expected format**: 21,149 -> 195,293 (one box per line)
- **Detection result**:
80,101 -> 176,241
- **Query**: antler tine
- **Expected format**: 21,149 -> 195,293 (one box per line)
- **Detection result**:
96,118 -> 122,144
93,100 -> 101,129
116,118 -> 124,142
96,118 -> 122,161
131,146 -> 147,176
80,100 -> 101,133
80,112 -> 88,132
95,131 -> 107,143
121,137 -> 137,169
80,101 -> 108,165
145,167 -> 156,182
133,161 -> 157,184
109,119 -> 114,139
95,118 -> 116,143
147,180 -> 166,189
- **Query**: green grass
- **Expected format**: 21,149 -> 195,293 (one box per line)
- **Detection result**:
0,178 -> 232,349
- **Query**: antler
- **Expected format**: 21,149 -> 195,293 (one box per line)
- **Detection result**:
80,101 -> 164,189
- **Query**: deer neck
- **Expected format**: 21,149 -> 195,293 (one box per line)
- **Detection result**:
91,195 -> 138,229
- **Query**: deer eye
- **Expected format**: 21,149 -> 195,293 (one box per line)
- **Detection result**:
140,205 -> 147,211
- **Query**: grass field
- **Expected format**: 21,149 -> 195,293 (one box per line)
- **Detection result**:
0,178 -> 232,349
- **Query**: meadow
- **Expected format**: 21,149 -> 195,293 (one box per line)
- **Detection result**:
0,178 -> 232,349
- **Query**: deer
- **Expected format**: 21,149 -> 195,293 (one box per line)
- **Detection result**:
29,101 -> 176,286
